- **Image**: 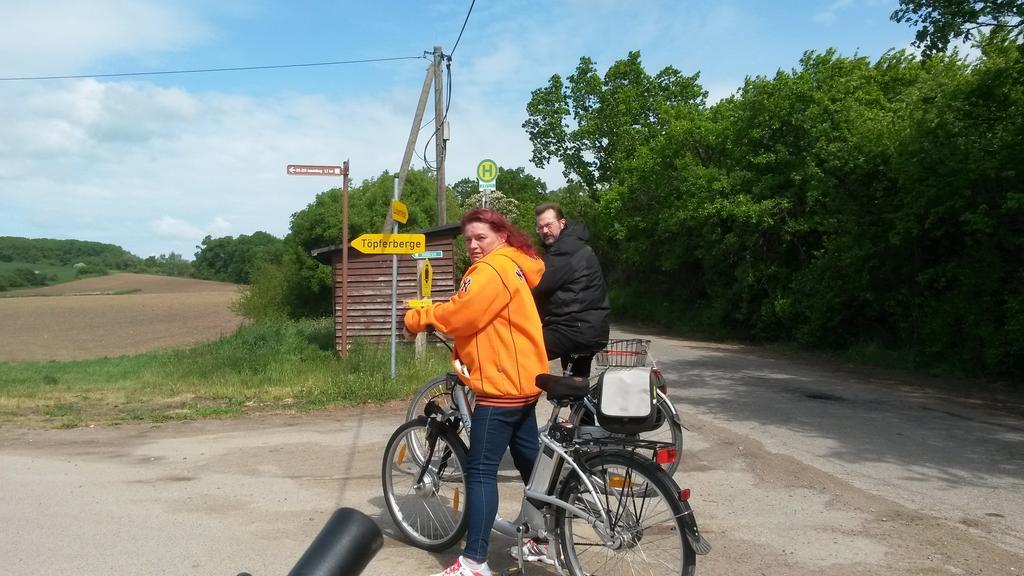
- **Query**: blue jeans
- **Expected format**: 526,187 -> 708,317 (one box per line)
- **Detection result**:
462,402 -> 539,562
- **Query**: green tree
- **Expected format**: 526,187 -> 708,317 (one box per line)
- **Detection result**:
0,237 -> 139,270
450,177 -> 478,206
526,44 -> 1023,376
892,0 -> 1024,54
193,232 -> 284,284
462,190 -> 522,223
524,51 -> 706,190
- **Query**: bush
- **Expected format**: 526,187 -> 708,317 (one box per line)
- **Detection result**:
5,267 -> 48,288
75,264 -> 109,277
234,261 -> 291,321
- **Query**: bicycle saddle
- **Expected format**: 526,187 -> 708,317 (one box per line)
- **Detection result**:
535,373 -> 590,402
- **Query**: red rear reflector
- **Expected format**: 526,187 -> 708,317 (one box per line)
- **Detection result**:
655,447 -> 677,465
678,488 -> 691,502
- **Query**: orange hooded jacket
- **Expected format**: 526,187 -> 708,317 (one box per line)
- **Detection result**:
404,246 -> 548,407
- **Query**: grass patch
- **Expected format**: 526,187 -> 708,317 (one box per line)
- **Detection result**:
0,317 -> 451,428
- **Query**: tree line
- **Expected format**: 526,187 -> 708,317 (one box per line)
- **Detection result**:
0,237 -> 193,290
520,34 -> 1022,377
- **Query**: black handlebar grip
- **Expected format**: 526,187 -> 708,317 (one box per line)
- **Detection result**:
287,507 -> 383,576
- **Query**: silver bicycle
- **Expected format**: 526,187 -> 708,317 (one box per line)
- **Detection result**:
406,338 -> 685,476
381,369 -> 711,575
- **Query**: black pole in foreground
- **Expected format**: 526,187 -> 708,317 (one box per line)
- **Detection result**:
287,507 -> 383,576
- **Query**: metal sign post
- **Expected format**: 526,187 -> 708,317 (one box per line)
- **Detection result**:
341,161 -> 349,358
288,161 -> 349,357
390,176 -> 399,379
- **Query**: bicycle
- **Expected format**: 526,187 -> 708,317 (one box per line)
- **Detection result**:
381,345 -> 711,576
406,337 -> 685,476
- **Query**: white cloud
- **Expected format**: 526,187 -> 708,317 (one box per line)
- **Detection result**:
153,216 -> 204,242
0,74 -> 542,258
151,216 -> 232,246
0,1 -> 210,77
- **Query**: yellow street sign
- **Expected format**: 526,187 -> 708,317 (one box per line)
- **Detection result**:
420,259 -> 433,298
476,159 -> 498,183
391,199 -> 408,224
350,233 -> 425,255
406,299 -> 432,308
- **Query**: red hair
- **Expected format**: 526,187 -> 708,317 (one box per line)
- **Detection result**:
461,208 -> 538,258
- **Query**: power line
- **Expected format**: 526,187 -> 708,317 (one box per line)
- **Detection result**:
449,0 -> 477,58
0,55 -> 427,82
418,1 -> 474,173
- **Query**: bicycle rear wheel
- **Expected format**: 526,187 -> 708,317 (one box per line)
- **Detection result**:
381,417 -> 468,551
570,395 -> 683,476
556,452 -> 696,576
640,394 -> 683,476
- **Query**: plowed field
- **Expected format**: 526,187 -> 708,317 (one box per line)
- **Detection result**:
0,273 -> 244,361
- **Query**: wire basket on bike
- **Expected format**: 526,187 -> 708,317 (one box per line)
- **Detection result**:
595,338 -> 651,367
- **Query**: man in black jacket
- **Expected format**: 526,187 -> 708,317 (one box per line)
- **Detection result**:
532,202 -> 610,377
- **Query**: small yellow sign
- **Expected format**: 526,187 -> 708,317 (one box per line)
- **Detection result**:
391,199 -> 408,224
420,259 -> 433,298
476,159 -> 498,183
406,299 -> 432,308
350,233 -> 425,255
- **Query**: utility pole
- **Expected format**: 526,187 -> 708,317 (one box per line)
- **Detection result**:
387,63 -> 434,233
433,46 -> 447,225
341,160 -> 350,358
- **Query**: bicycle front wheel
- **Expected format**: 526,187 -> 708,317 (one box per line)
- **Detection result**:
406,374 -> 454,421
556,452 -> 696,576
381,417 -> 468,551
405,374 -> 471,462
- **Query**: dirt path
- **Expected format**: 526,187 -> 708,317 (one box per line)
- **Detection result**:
1,331 -> 1022,575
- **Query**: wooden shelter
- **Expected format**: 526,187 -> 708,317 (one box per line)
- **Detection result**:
311,223 -> 462,351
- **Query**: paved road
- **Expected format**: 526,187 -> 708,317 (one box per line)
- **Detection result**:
1,329 -> 1022,575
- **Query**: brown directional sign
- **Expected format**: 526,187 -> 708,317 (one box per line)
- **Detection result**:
287,164 -> 344,176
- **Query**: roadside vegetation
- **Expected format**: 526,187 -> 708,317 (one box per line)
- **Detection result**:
0,318 -> 450,428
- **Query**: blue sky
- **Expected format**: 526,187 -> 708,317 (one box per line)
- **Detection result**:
0,0 -> 917,258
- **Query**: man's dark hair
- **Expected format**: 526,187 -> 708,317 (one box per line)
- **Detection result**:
535,202 -> 564,219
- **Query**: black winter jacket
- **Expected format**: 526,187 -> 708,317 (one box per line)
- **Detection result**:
533,223 -> 610,352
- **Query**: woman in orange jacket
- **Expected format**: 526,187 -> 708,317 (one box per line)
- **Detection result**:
404,208 -> 548,576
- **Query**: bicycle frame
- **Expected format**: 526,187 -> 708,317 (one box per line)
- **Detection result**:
435,380 -> 622,549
